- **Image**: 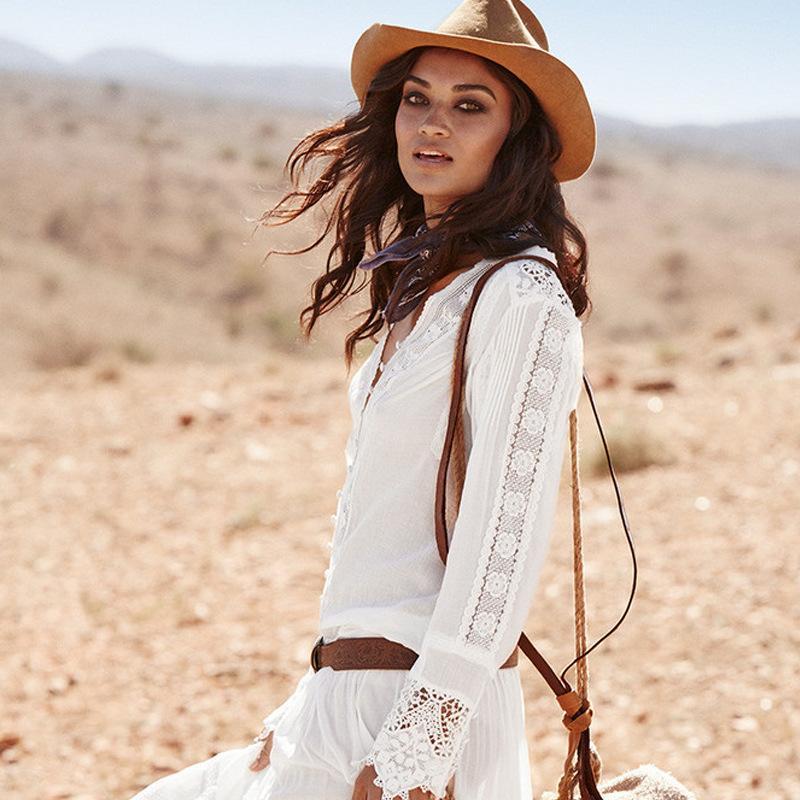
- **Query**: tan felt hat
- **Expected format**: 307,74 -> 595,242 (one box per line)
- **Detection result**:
350,0 -> 596,182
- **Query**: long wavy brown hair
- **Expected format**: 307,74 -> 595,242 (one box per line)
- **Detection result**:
257,45 -> 592,370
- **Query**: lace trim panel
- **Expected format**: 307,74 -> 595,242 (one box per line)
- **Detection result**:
458,298 -> 573,654
371,281 -> 476,404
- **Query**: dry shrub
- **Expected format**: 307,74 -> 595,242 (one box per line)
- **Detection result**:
658,248 -> 691,303
118,339 -> 156,364
29,324 -> 100,370
103,80 -> 125,100
753,303 -> 774,323
50,96 -> 72,113
660,248 -> 689,277
224,502 -> 267,537
585,419 -> 675,477
40,273 -> 62,298
659,221 -> 680,237
201,224 -> 227,258
159,136 -> 183,151
60,118 -> 79,136
217,145 -> 239,162
256,121 -> 277,138
93,356 -> 124,382
219,263 -> 267,305
590,157 -> 623,179
251,153 -> 275,171
225,312 -> 244,339
653,339 -> 684,365
43,207 -> 81,245
260,308 -> 301,352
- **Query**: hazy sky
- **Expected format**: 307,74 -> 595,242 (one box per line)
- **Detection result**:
2,0 -> 797,126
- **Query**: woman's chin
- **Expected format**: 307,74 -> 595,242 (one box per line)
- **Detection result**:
405,176 -> 467,202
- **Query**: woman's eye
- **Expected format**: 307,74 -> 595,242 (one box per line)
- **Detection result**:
403,92 -> 484,114
458,99 -> 485,113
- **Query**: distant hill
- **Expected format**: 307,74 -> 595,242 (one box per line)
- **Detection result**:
597,114 -> 800,172
0,36 -> 61,72
1,36 -> 798,171
0,38 -> 356,114
69,47 -> 357,115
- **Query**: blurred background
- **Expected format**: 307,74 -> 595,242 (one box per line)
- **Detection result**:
1,2 -> 798,798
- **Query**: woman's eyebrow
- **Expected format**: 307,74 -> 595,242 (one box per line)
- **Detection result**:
405,75 -> 497,101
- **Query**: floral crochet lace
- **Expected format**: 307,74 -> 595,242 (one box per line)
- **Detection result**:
459,299 -> 573,651
355,677 -> 469,800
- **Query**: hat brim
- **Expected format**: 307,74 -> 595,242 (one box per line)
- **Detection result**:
351,23 -> 596,182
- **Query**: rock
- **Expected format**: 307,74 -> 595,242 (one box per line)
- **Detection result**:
0,733 -> 21,753
633,378 -> 676,392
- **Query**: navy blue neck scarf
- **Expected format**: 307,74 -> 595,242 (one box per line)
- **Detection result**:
357,220 -> 545,325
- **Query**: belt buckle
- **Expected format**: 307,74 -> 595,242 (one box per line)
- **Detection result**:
310,635 -> 324,671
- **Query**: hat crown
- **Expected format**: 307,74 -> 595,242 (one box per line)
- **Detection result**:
436,0 -> 549,51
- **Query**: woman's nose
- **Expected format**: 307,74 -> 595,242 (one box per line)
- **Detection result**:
419,105 -> 450,138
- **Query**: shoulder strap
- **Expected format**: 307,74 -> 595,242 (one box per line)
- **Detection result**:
435,253 -> 637,800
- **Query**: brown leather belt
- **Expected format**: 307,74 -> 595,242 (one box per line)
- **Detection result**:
310,635 -> 519,671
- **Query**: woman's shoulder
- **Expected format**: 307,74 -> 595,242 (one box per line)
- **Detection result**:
472,244 -> 579,325
463,245 -> 582,370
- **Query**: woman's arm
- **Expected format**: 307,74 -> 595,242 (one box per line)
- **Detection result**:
354,263 -> 584,800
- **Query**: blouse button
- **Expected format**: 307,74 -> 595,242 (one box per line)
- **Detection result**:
336,489 -> 343,498
330,513 -> 338,525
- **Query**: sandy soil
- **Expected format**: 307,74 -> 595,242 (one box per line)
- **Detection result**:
2,319 -> 798,799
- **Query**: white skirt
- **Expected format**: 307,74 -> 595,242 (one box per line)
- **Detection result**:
129,663 -> 533,800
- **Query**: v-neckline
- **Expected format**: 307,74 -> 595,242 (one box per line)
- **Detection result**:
361,257 -> 488,413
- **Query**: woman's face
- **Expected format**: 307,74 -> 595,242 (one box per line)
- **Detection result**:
395,47 -> 514,222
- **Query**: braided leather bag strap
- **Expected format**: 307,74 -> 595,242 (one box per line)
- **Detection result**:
434,253 -> 639,800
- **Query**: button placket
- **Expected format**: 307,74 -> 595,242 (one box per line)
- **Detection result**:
327,261 -> 495,578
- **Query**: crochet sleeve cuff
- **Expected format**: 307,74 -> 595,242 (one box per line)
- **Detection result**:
355,674 -> 469,799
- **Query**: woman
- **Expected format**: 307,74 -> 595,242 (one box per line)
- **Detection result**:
130,1 -> 595,798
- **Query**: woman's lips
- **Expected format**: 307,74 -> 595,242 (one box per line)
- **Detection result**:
413,149 -> 454,166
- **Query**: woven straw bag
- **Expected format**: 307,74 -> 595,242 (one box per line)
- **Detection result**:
436,254 -> 699,800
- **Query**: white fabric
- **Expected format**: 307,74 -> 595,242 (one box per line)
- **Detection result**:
129,245 -> 584,800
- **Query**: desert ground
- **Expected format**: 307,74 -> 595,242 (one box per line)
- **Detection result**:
1,71 -> 798,799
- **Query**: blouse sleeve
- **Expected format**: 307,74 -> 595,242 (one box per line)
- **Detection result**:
357,263 -> 584,800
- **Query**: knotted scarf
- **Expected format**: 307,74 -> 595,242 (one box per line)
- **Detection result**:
357,219 -> 546,325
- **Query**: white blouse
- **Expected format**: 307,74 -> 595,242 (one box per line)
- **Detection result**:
318,245 -> 585,799
128,245 -> 585,800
